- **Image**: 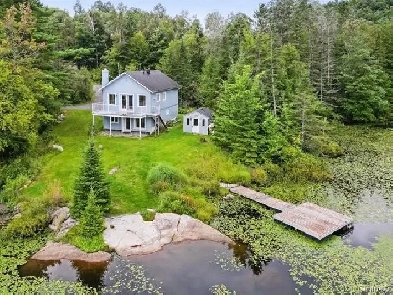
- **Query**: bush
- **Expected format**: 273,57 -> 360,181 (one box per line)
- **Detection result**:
157,191 -> 195,216
0,174 -> 28,204
147,163 -> 187,194
320,141 -> 344,158
3,202 -> 50,238
61,226 -> 108,253
250,168 -> 268,186
140,210 -> 156,221
79,191 -> 105,238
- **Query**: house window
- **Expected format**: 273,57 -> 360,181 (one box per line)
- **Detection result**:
163,92 -> 167,101
157,93 -> 161,102
110,117 -> 119,123
128,95 -> 133,109
136,118 -> 146,128
193,119 -> 198,126
138,95 -> 146,106
109,94 -> 116,105
166,109 -> 170,116
202,119 -> 205,127
187,118 -> 190,125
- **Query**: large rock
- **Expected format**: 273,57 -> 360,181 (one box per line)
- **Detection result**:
57,218 -> 78,238
49,207 -> 70,231
31,242 -> 111,263
104,213 -> 232,257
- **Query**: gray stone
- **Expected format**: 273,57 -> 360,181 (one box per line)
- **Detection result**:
109,167 -> 119,175
223,194 -> 235,200
57,218 -> 78,238
98,145 -> 103,150
103,213 -> 233,257
32,242 -> 111,263
220,183 -> 239,189
50,207 -> 70,231
0,204 -> 8,215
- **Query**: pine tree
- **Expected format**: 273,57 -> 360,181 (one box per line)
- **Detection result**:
198,56 -> 222,109
213,65 -> 263,166
71,140 -> 110,218
79,190 -> 105,238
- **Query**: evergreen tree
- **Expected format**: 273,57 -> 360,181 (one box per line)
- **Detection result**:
79,190 -> 105,238
213,65 -> 263,166
198,56 -> 222,109
71,140 -> 110,218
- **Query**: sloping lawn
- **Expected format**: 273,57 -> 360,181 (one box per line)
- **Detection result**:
24,110 -> 248,214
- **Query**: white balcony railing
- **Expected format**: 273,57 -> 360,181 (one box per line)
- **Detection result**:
92,103 -> 160,116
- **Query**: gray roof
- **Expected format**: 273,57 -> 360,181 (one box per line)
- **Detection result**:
127,70 -> 181,92
193,107 -> 213,120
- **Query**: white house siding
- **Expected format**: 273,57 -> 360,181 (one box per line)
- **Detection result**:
183,112 -> 210,135
156,89 -> 179,122
102,74 -> 153,114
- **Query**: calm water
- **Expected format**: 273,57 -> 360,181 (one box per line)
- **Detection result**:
19,224 -> 392,294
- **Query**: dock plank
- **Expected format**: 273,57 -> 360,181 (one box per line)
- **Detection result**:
227,185 -> 353,240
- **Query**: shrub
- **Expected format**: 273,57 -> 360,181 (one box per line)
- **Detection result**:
157,191 -> 195,216
61,226 -> 108,253
250,168 -> 268,186
147,163 -> 187,194
320,141 -> 344,158
3,202 -> 50,238
140,210 -> 156,221
0,174 -> 28,204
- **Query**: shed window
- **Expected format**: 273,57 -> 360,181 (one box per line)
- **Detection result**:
163,92 -> 167,101
157,93 -> 161,102
110,117 -> 119,123
138,95 -> 146,106
136,118 -> 146,128
193,119 -> 199,126
202,119 -> 205,127
109,94 -> 116,105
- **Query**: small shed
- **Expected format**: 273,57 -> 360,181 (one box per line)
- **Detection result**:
183,107 -> 213,135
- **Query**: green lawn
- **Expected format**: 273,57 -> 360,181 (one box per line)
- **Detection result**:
25,110 -> 248,214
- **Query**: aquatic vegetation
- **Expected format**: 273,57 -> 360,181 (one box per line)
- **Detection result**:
213,251 -> 243,272
210,284 -> 237,295
101,255 -> 162,294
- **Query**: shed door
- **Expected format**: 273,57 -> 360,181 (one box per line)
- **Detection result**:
192,118 -> 199,133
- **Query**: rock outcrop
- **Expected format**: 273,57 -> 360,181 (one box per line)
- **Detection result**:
104,213 -> 232,256
49,207 -> 70,231
31,242 -> 111,263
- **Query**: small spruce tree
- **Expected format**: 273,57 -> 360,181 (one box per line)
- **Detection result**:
71,140 -> 110,218
79,190 -> 105,238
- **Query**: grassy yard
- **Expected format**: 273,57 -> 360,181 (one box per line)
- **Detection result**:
24,110 -> 248,215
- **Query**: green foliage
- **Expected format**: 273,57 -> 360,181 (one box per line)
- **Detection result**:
157,191 -> 218,223
3,201 -> 49,239
140,210 -> 156,221
79,190 -> 105,238
71,140 -> 110,218
147,163 -> 187,194
0,174 -> 28,204
250,168 -> 268,186
61,225 -> 107,253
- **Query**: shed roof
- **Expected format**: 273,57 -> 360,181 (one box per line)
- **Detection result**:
127,70 -> 181,92
188,107 -> 213,120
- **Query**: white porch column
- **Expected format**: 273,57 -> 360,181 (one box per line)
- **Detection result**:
139,118 -> 142,139
109,116 -> 112,137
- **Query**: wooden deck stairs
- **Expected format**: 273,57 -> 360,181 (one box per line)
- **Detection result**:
221,183 -> 353,240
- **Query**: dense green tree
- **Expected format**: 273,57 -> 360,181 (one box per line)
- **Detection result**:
198,56 -> 222,109
72,140 -> 110,218
213,65 -> 263,166
79,190 -> 105,238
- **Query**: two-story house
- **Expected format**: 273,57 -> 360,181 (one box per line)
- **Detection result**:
92,68 -> 180,137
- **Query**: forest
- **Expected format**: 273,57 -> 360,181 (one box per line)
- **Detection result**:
0,0 -> 392,177
0,0 -> 392,293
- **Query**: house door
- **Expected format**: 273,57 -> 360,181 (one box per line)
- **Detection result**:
123,118 -> 131,132
121,95 -> 133,111
192,118 -> 199,133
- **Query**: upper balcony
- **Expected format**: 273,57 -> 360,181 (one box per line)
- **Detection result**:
92,103 -> 160,117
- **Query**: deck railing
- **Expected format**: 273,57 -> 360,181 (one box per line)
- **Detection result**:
92,103 -> 160,116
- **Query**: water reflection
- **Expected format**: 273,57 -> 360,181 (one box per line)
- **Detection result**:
19,241 -> 307,294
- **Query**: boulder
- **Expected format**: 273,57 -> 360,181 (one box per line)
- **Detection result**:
53,145 -> 64,152
57,218 -> 78,238
32,242 -> 111,263
50,207 -> 70,231
104,213 -> 233,257
223,194 -> 235,200
109,167 -> 118,175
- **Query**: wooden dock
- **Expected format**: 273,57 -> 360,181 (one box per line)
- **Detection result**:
221,184 -> 353,240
